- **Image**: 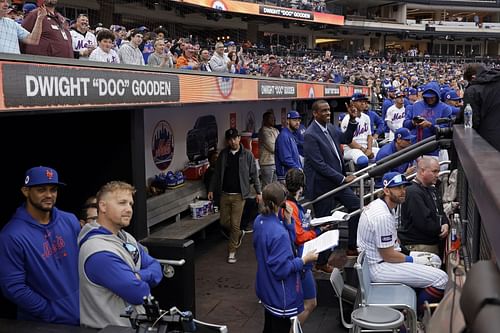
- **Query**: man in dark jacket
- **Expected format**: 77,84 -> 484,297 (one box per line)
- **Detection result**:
399,157 -> 449,257
208,128 -> 262,264
463,63 -> 500,151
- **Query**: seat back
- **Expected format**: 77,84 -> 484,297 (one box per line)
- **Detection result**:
330,268 -> 352,329
355,250 -> 370,305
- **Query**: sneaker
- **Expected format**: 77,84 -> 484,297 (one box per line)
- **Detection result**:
314,263 -> 334,274
236,230 -> 246,248
243,225 -> 253,233
228,252 -> 237,264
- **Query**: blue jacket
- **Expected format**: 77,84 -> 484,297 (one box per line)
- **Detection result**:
403,82 -> 452,155
0,205 -> 80,325
374,141 -> 413,187
275,127 -> 302,180
253,213 -> 304,318
78,226 -> 162,305
366,110 -> 384,137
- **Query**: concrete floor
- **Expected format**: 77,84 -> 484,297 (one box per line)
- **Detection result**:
193,225 -> 351,333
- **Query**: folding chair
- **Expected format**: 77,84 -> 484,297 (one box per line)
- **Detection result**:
330,268 -> 404,332
355,251 -> 418,332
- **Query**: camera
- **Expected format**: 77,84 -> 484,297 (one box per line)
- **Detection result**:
434,117 -> 454,143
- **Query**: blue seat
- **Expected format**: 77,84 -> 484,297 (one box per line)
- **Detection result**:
355,251 -> 418,332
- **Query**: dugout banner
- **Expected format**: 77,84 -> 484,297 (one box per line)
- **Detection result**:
0,61 -> 368,111
174,0 -> 344,26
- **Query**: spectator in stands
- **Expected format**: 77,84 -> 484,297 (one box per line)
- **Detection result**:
78,196 -> 98,228
263,54 -> 281,78
176,43 -> 200,70
208,128 -> 262,264
253,181 -> 318,333
385,90 -> 406,140
341,93 -> 378,169
303,99 -> 360,259
153,25 -> 167,40
399,157 -> 449,257
118,29 -> 145,65
110,25 -> 125,49
275,111 -> 303,183
375,128 -> 416,187
147,38 -> 174,68
258,110 -> 279,187
70,13 -> 96,60
209,41 -> 230,72
199,49 -> 212,72
89,29 -> 120,63
22,0 -> 73,58
0,0 -> 46,54
0,166 -> 80,325
462,63 -> 500,151
227,50 -> 246,74
79,181 -> 162,329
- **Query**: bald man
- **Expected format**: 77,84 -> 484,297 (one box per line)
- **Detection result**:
398,157 -> 449,257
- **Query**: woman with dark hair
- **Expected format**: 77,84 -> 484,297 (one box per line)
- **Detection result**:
227,50 -> 246,74
253,182 -> 318,333
283,168 -> 331,324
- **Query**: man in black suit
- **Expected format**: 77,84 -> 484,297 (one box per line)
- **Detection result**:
303,99 -> 360,271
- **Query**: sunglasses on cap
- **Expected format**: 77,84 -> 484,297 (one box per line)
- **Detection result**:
384,174 -> 407,188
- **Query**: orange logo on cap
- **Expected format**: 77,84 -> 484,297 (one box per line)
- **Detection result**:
45,169 -> 54,180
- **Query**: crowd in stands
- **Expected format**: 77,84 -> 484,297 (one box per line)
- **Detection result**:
4,0 -> 500,113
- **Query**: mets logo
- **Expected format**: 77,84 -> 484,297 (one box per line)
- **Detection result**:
45,169 -> 54,180
152,120 -> 174,171
216,77 -> 234,99
211,0 -> 227,10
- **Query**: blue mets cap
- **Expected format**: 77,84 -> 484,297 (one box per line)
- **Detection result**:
287,110 -> 301,119
24,166 -> 65,187
395,128 -> 416,141
445,90 -> 462,101
408,88 -> 417,95
351,93 -> 369,101
382,172 -> 411,188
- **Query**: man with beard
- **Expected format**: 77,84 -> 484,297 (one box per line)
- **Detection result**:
0,166 -> 80,325
78,181 -> 162,328
357,171 -> 448,317
22,0 -> 73,58
275,111 -> 303,183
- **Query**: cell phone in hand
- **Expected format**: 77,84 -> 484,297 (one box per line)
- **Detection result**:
413,116 -> 424,124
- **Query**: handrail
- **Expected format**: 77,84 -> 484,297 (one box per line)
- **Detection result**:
302,138 -> 443,209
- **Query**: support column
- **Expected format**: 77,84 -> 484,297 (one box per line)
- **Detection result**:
247,22 -> 258,44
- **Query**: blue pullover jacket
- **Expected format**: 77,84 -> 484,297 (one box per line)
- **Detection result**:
0,205 -> 80,325
253,213 -> 304,318
275,127 -> 302,180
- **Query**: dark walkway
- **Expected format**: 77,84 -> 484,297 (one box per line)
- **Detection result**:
193,225 -> 351,333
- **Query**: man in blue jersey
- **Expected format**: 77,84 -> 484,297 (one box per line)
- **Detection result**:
375,128 -> 416,187
275,111 -> 303,182
0,166 -> 80,325
79,181 -> 162,329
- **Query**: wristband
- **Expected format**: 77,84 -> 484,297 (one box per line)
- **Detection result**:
405,256 -> 413,263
